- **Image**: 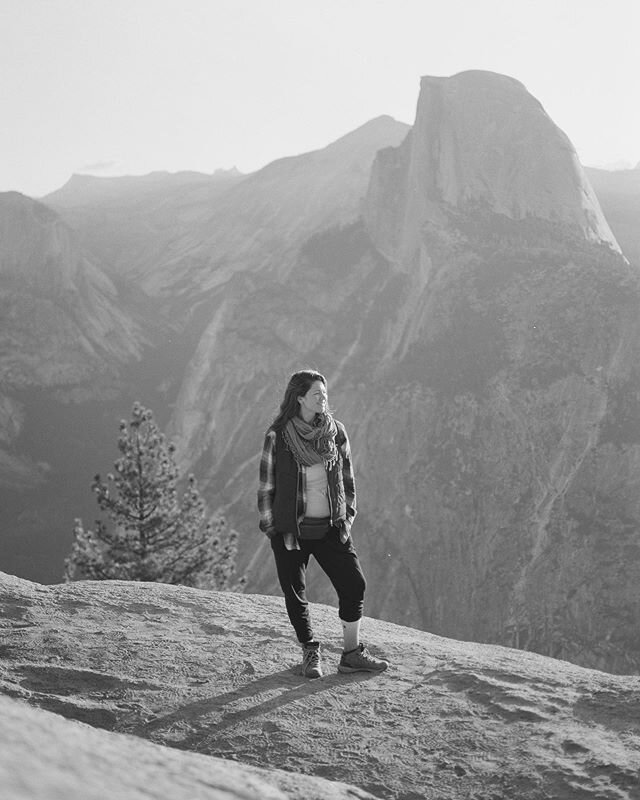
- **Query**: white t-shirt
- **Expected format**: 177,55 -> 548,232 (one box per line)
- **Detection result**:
305,462 -> 330,518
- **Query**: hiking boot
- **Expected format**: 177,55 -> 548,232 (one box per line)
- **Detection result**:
338,643 -> 389,674
301,641 -> 323,678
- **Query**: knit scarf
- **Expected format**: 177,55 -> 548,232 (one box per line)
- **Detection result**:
283,412 -> 338,468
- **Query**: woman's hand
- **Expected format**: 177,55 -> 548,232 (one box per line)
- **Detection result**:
339,519 -> 351,544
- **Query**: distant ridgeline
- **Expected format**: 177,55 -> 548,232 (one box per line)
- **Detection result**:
1,71 -> 640,673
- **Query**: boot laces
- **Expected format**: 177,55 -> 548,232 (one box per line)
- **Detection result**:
303,646 -> 320,669
359,646 -> 378,664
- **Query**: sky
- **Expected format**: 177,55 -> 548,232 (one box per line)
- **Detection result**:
1,0 -> 638,198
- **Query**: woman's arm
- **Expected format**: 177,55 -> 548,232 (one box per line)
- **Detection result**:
257,430 -> 277,537
339,424 -> 357,527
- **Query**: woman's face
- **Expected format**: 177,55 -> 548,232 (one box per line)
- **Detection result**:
297,380 -> 327,419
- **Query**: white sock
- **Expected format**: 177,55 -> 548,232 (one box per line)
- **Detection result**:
341,619 -> 361,652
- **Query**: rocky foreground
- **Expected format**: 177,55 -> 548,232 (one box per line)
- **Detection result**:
1,572 -> 639,800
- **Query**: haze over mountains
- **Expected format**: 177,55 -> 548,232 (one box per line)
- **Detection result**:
2,70 -> 640,673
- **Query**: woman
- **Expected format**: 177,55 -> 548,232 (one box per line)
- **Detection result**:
257,369 -> 388,678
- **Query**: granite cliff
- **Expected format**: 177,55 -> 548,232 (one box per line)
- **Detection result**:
366,72 -> 620,263
0,192 -> 142,388
0,192 -> 143,491
586,165 -> 640,267
2,572 -> 639,800
2,72 -> 640,675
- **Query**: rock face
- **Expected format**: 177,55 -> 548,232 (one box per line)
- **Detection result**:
2,572 -> 640,800
366,71 -> 620,264
586,166 -> 640,267
0,192 -> 142,388
3,73 -> 640,675
2,697 -> 377,800
0,192 -> 144,490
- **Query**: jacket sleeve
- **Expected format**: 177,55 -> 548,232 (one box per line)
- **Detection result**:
257,430 -> 277,536
339,423 -> 357,527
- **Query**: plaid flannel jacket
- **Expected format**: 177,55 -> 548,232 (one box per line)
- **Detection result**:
257,423 -> 357,550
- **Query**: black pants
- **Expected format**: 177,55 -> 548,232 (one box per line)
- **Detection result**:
270,527 -> 366,644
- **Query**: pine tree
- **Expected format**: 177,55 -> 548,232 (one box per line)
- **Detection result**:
64,402 -> 243,590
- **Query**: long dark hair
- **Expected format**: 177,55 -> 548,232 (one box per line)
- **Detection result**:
270,370 -> 327,431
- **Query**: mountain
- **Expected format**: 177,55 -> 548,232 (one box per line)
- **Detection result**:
44,169 -> 228,208
0,192 -> 145,491
333,71 -> 640,672
0,192 -> 142,386
44,169 -> 244,284
46,117 -> 410,296
3,74 -> 640,674
2,572 -> 639,799
367,71 -> 621,261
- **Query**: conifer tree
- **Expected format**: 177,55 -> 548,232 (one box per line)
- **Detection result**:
64,402 -> 242,590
